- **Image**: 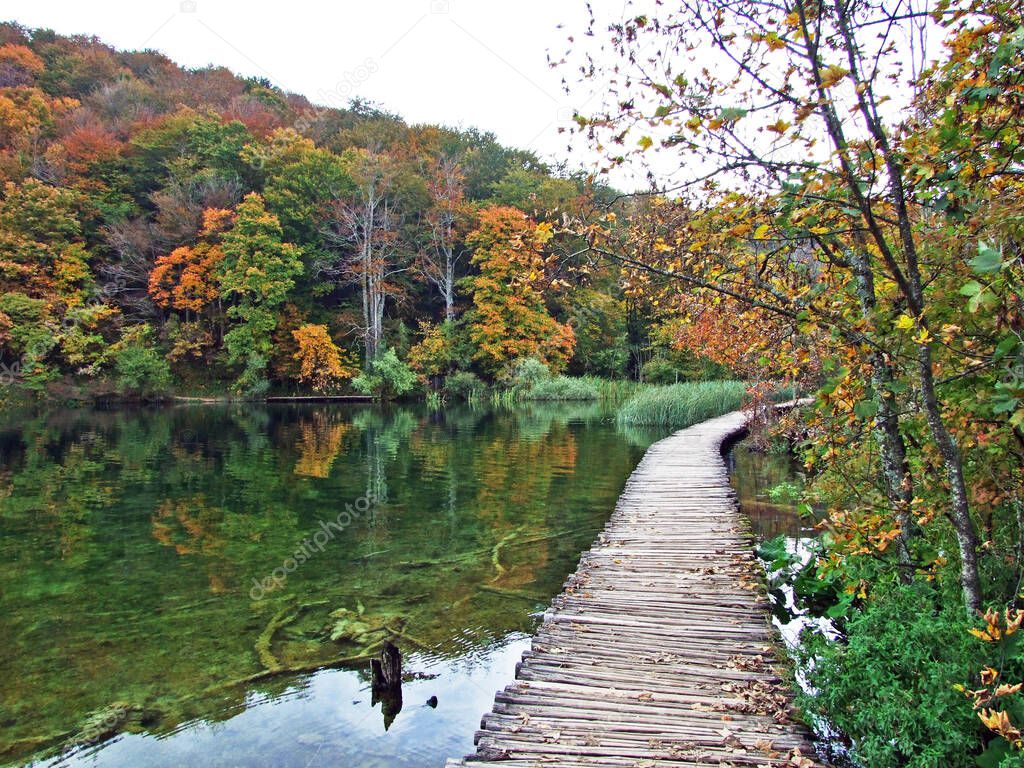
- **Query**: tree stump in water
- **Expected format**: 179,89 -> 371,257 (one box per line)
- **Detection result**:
370,641 -> 402,729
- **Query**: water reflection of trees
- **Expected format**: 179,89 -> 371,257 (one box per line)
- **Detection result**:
730,445 -> 812,541
0,403 -> 643,766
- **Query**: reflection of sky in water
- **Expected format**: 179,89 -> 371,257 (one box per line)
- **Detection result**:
3,403 -> 647,768
49,638 -> 531,768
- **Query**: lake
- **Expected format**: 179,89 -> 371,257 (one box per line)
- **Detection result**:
0,402 -> 797,768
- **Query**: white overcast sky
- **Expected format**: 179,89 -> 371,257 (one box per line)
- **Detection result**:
3,0 -> 623,177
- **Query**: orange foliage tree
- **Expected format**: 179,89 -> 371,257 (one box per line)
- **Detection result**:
148,208 -> 233,314
463,206 -> 574,375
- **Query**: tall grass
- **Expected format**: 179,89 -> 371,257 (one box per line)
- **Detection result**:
594,377 -> 645,402
615,380 -> 747,429
769,383 -> 802,403
489,388 -> 517,409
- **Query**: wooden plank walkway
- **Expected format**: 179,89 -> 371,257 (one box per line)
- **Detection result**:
447,410 -> 825,768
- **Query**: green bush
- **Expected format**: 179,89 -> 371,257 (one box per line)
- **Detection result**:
443,371 -> 484,401
615,380 -> 746,429
522,375 -> 600,401
641,357 -> 682,385
112,331 -> 172,398
800,583 -> 987,768
352,349 -> 416,399
499,356 -> 551,391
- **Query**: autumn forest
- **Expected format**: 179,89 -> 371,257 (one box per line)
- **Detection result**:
2,2 -> 1024,768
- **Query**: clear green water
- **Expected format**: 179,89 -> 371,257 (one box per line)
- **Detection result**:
729,443 -> 810,543
0,401 -> 658,768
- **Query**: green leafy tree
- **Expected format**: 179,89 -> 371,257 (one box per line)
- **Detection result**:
351,348 -> 416,399
112,326 -> 172,398
217,192 -> 303,394
243,128 -> 354,243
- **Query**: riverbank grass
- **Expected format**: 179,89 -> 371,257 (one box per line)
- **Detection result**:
616,380 -> 746,429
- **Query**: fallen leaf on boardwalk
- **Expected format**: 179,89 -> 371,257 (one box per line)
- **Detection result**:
788,747 -> 815,767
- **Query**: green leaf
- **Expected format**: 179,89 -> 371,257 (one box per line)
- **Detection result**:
717,107 -> 748,122
994,336 -> 1019,360
970,241 -> 1003,274
960,280 -> 996,312
959,280 -> 984,297
976,738 -> 1012,768
825,594 -> 854,619
854,400 -> 879,419
969,288 -> 997,314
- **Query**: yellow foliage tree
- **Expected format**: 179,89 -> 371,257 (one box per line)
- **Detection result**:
291,324 -> 356,392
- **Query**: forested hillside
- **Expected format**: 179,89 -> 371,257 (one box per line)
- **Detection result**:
0,22 -> 658,400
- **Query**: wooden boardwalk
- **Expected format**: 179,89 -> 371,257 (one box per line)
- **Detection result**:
447,411 -> 825,768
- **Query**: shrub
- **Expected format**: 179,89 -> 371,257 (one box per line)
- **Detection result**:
443,371 -> 484,401
499,356 -> 551,391
291,324 -> 356,392
407,321 -> 456,379
112,328 -> 172,398
800,583 -> 988,768
352,348 -> 416,399
641,357 -> 682,385
615,380 -> 746,429
522,375 -> 600,401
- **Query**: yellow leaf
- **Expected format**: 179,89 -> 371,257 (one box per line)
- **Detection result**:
895,314 -> 915,331
818,65 -> 850,89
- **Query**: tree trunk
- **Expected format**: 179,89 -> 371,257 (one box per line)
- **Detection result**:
849,235 -> 916,581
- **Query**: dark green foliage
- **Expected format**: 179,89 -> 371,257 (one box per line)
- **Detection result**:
641,357 -> 683,385
112,330 -> 171,398
443,371 -> 484,400
352,349 -> 416,399
799,583 -> 993,768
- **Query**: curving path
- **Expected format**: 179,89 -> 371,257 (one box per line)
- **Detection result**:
447,410 -> 826,768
